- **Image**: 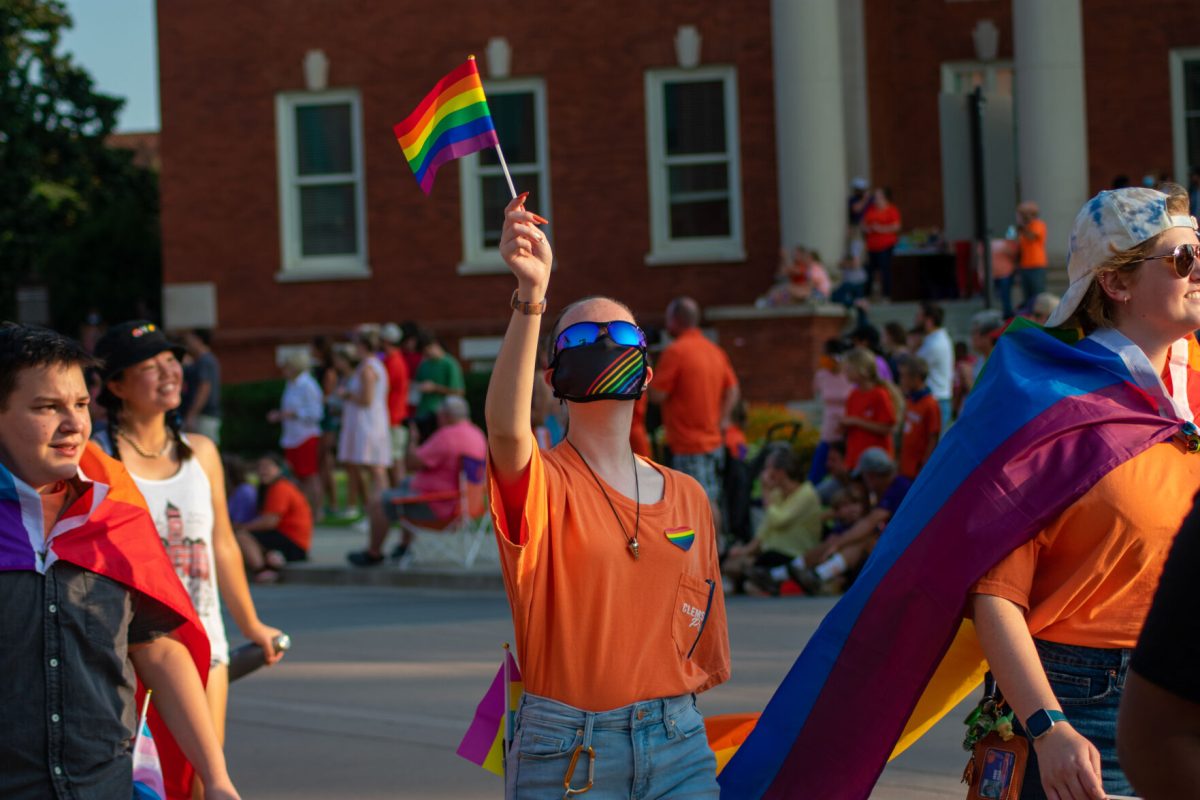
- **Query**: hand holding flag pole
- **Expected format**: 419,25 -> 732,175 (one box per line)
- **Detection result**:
395,56 -> 518,200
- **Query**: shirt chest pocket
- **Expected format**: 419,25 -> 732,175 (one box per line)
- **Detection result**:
671,573 -> 716,660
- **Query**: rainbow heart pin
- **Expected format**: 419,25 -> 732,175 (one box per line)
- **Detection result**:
664,526 -> 695,552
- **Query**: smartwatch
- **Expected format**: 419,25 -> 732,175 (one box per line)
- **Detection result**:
1025,708 -> 1067,739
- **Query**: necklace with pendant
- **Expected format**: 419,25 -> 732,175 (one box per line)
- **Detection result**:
567,439 -> 641,560
119,431 -> 173,459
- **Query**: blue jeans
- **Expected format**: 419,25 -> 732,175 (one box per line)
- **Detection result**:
808,440 -> 831,484
1019,267 -> 1047,309
673,448 -> 725,507
867,247 -> 895,298
1014,640 -> 1133,799
506,692 -> 718,799
994,275 -> 1015,318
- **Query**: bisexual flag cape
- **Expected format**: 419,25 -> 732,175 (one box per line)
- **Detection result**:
719,321 -> 1200,800
0,442 -> 210,800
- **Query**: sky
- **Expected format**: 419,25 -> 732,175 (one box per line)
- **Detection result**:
59,0 -> 159,132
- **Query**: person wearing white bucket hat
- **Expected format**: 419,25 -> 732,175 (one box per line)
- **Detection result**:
969,183 -> 1200,799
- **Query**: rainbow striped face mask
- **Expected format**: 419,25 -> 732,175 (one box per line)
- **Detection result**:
550,320 -> 648,403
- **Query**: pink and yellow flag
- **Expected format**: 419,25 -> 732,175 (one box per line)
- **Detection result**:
457,651 -> 523,776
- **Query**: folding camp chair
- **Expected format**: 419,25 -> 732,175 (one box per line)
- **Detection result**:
393,456 -> 494,568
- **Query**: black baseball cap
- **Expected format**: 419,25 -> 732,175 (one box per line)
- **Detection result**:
94,320 -> 186,381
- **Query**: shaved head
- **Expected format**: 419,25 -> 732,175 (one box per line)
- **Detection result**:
551,296 -> 637,341
666,296 -> 700,333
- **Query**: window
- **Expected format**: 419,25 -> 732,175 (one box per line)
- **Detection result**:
275,90 -> 369,280
644,67 -> 744,264
459,78 -> 550,274
1171,49 -> 1200,184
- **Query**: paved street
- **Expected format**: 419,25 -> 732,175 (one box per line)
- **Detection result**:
224,585 -> 973,798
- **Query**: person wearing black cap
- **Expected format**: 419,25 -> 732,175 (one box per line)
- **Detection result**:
93,321 -> 283,776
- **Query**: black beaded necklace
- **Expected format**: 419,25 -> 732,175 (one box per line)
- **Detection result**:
566,439 -> 641,560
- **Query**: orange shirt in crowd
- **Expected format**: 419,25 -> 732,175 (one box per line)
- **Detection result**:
654,328 -> 737,456
383,349 -> 410,426
1018,218 -> 1047,269
973,440 -> 1200,648
862,204 -> 902,253
899,391 -> 941,479
630,394 -> 652,458
843,385 -> 896,470
262,478 -> 313,552
488,444 -> 731,711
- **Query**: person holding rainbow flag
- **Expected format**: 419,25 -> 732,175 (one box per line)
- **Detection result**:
0,324 -> 239,799
718,185 -> 1200,799
485,193 -> 730,797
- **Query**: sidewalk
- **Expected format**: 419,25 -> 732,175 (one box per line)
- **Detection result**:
279,521 -> 504,591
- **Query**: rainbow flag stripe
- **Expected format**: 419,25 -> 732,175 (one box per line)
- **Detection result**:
585,348 -> 644,397
665,526 -> 696,552
718,321 -> 1195,800
457,651 -> 523,776
394,57 -> 499,194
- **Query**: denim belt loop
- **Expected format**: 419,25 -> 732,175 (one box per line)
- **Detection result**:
662,698 -> 675,739
561,712 -> 598,797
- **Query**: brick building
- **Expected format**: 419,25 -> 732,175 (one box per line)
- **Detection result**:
156,0 -> 1200,398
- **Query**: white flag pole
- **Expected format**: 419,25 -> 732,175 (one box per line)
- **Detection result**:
494,144 -> 518,200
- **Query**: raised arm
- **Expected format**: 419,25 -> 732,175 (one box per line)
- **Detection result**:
485,193 -> 552,484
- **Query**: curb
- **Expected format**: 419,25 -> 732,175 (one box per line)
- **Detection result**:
278,564 -> 505,591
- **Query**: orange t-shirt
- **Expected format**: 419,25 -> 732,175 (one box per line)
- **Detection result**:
899,392 -> 941,479
1018,219 -> 1047,269
863,204 -> 901,252
39,480 -> 81,541
972,439 -> 1200,648
654,329 -> 737,456
488,444 -> 731,711
843,385 -> 896,470
262,478 -> 313,551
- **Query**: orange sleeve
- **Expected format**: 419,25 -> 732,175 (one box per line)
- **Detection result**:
487,447 -> 548,547
972,535 -> 1040,612
262,483 -> 286,517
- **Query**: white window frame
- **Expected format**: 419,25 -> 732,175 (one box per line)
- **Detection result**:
458,77 -> 551,275
274,89 -> 370,282
644,66 -> 744,265
939,60 -> 1014,95
1171,48 -> 1200,183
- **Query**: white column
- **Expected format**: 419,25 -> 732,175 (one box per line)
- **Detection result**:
772,0 -> 847,267
1013,0 -> 1088,265
838,0 -> 871,184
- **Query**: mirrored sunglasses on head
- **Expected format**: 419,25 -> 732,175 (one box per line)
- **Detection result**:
1125,243 -> 1200,278
554,320 -> 647,354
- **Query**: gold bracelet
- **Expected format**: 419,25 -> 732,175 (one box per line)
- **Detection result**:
511,290 -> 547,315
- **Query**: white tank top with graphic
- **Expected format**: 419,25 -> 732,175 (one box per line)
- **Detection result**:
130,454 -> 229,664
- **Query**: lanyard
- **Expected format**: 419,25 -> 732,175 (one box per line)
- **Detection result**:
1087,329 -> 1194,423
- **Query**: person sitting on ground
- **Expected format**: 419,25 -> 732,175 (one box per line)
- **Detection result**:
347,395 -> 486,567
1028,291 -> 1061,326
814,440 -> 851,505
224,454 -> 257,527
234,454 -> 313,582
722,445 -> 823,595
897,356 -> 941,480
823,483 -> 869,540
762,447 -> 912,596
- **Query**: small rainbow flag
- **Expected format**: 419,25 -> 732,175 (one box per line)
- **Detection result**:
665,526 -> 696,552
457,650 -> 523,776
394,57 -> 500,195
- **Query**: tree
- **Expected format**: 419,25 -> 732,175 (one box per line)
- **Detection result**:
0,0 -> 161,333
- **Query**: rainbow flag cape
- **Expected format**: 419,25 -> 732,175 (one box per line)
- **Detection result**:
457,650 -> 524,775
132,696 -> 167,800
395,57 -> 500,194
718,321 -> 1198,799
0,443 -> 210,800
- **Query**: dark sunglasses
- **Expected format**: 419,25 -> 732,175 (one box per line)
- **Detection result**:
1126,243 -> 1200,279
554,320 -> 646,354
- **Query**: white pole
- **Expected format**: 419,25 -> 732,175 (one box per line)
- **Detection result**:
494,144 -> 518,200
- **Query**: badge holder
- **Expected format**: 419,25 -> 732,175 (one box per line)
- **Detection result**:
962,673 -> 1028,800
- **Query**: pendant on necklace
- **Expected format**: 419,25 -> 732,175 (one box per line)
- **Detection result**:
628,539 -> 640,560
